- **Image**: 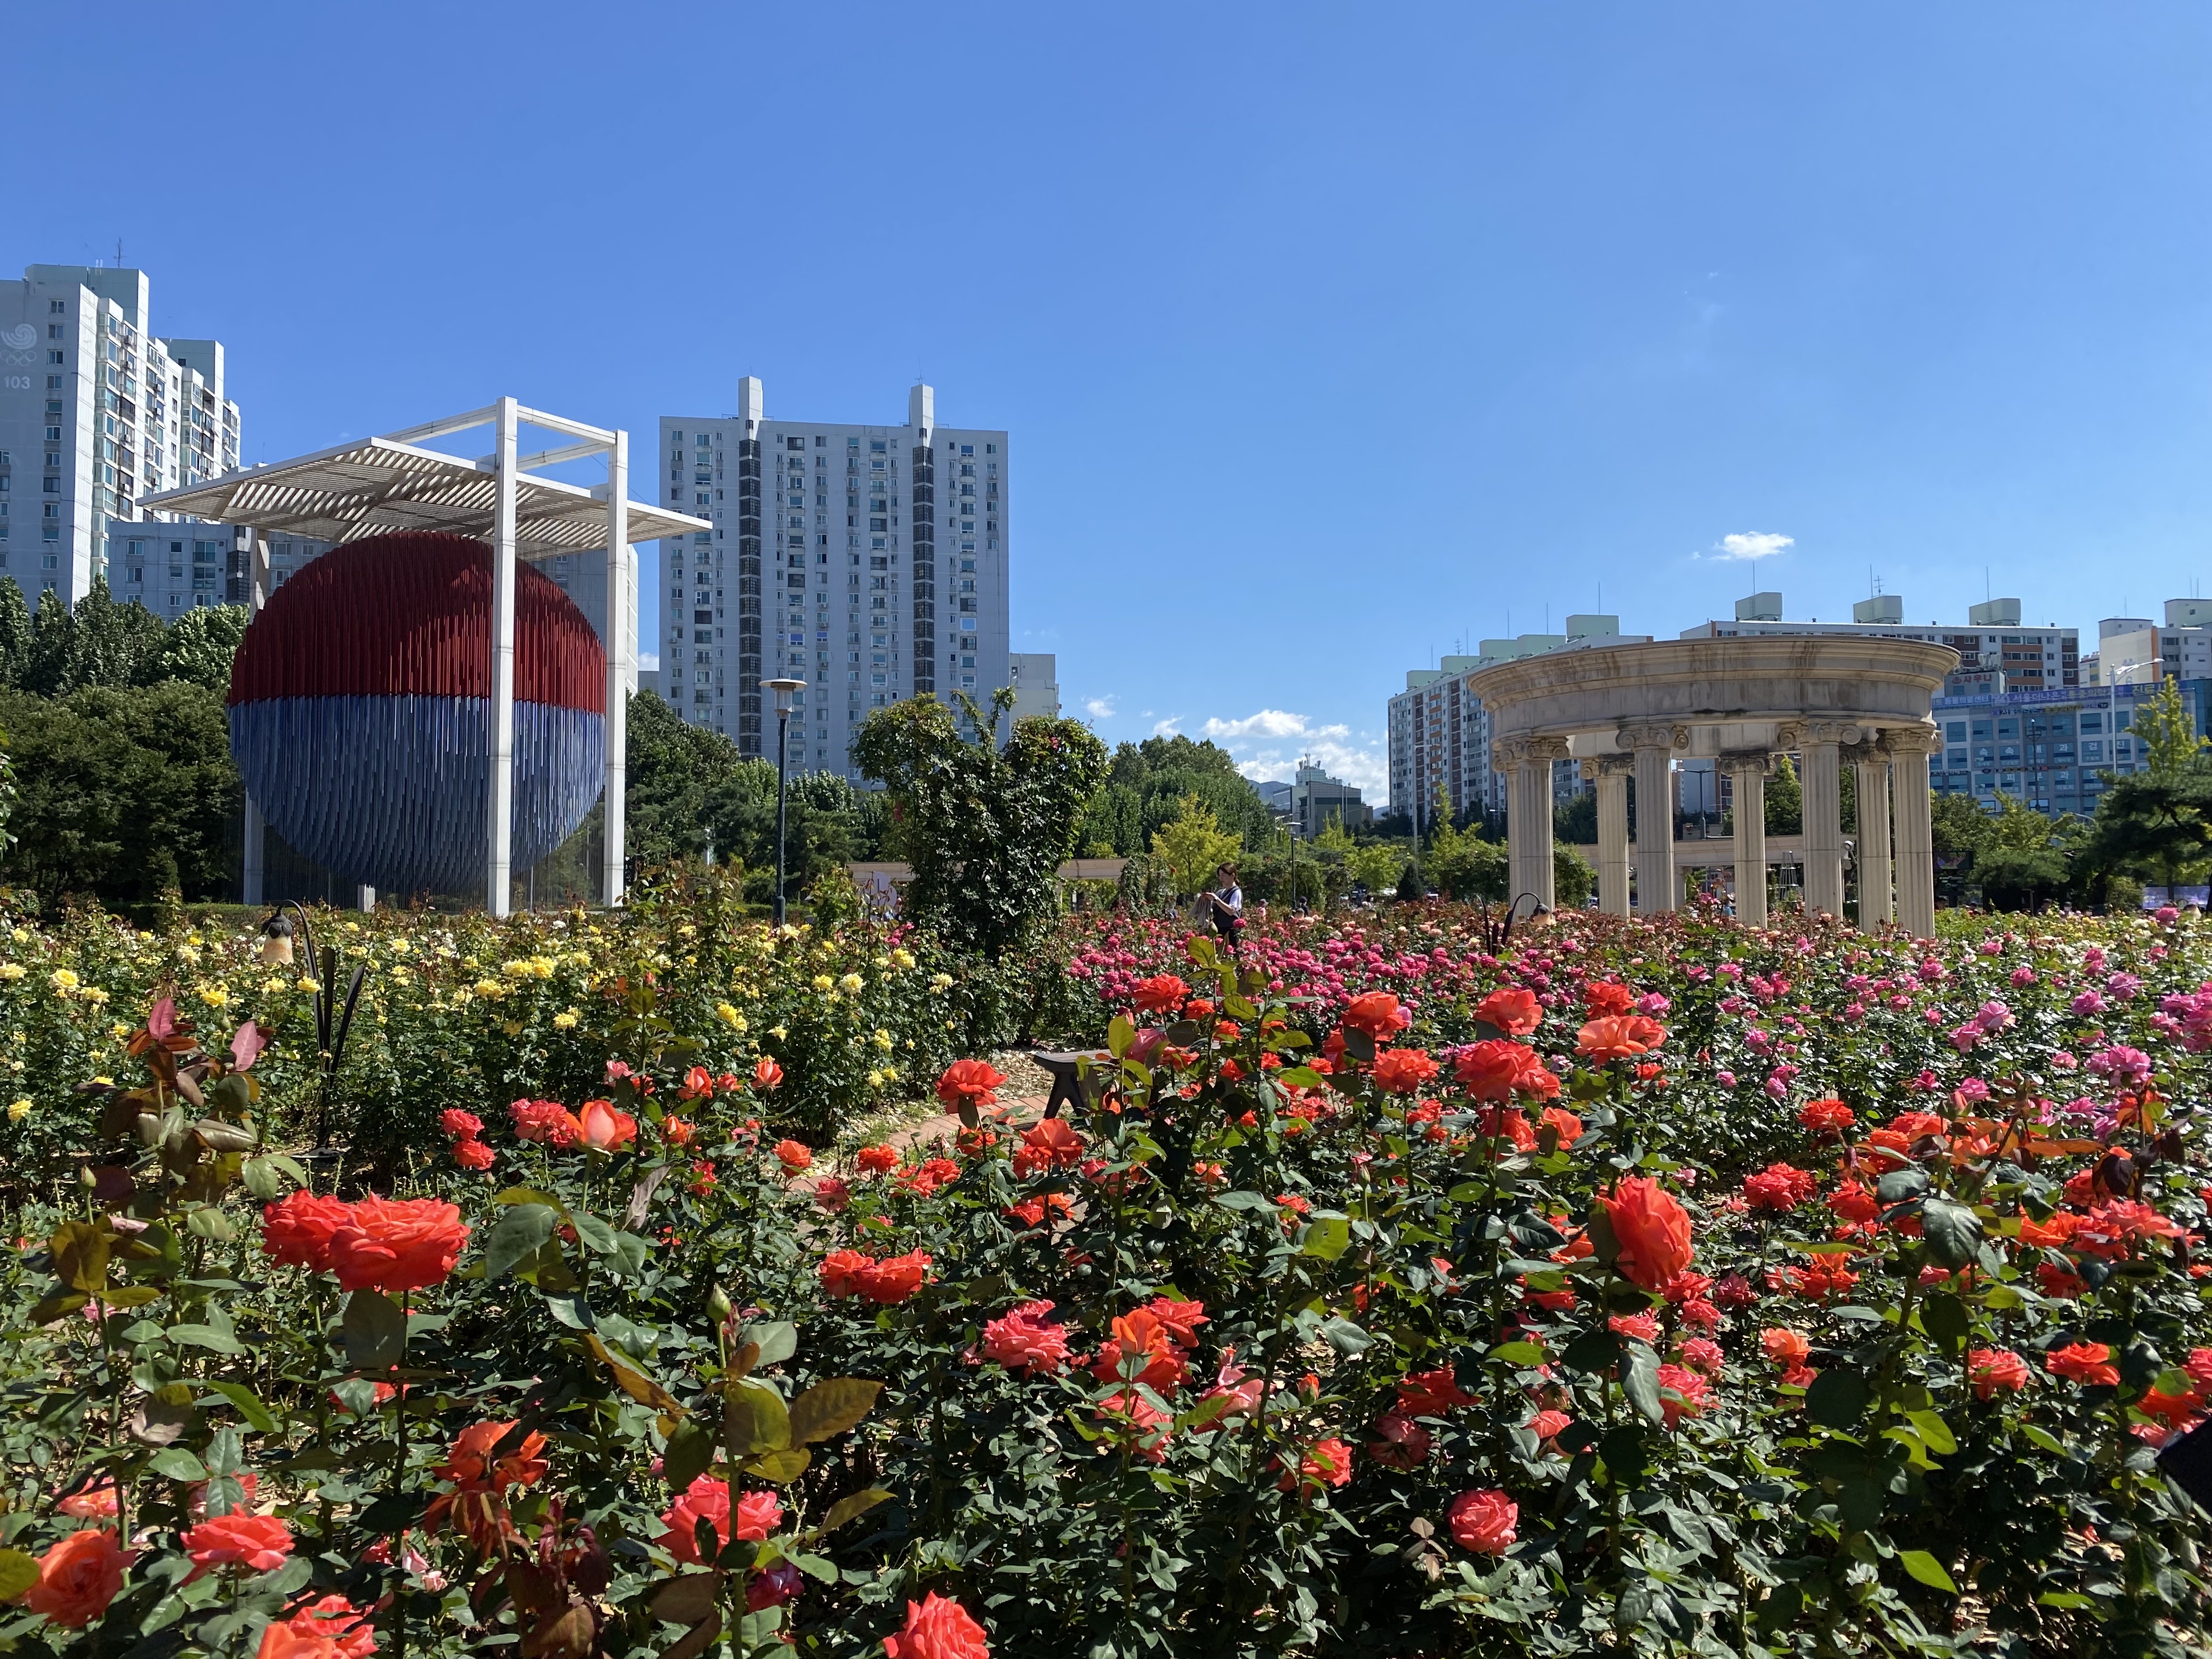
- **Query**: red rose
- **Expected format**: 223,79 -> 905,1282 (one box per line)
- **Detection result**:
1365,1410 -> 1432,1469
22,1529 -> 131,1628
1474,985 -> 1542,1036
258,1595 -> 375,1659
1743,1163 -> 1818,1212
1395,1367 -> 1476,1417
1142,1297 -> 1207,1348
509,1099 -> 581,1146
435,1421 -> 549,1493
1340,992 -> 1408,1039
1798,1098 -> 1854,1135
774,1139 -> 814,1174
937,1059 -> 1009,1110
883,1592 -> 991,1659
1446,1488 -> 1517,1555
325,1197 -> 469,1294
754,1057 -> 784,1091
1454,1039 -> 1543,1102
1576,1014 -> 1666,1062
856,1144 -> 900,1175
819,1249 -> 871,1297
1371,1048 -> 1440,1096
438,1109 -> 483,1141
1131,975 -> 1189,1014
1964,1350 -> 2025,1398
1012,1119 -> 1084,1177
1583,980 -> 1635,1017
1600,1177 -> 1694,1292
2047,1341 -> 2119,1386
181,1513 -> 293,1580
452,1138 -> 494,1171
1761,1328 -> 1813,1368
981,1300 -> 1070,1375
261,1191 -> 349,1274
660,1476 -> 730,1565
1277,1437 -> 1354,1492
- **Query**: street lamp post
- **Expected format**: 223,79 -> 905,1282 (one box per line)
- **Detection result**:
764,678 -> 806,924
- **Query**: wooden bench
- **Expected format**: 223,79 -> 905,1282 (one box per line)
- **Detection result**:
1032,1048 -> 1112,1119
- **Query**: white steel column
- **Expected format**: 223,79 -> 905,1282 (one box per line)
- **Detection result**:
1621,724 -> 1682,913
1886,725 -> 1940,939
602,428 -> 630,909
1848,739 -> 1894,926
1722,753 -> 1770,927
487,396 -> 519,918
1588,756 -> 1632,917
1801,723 -> 1854,919
240,527 -> 268,909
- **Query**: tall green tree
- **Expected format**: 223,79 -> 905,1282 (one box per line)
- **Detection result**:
1765,753 -> 1803,835
0,577 -> 30,689
154,603 -> 251,690
22,588 -> 74,696
2135,676 -> 2207,782
73,578 -> 167,689
856,689 -> 1108,960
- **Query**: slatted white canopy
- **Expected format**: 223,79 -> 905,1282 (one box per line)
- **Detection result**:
141,405 -> 702,556
142,400 -> 709,917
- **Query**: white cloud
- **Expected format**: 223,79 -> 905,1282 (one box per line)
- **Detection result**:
639,651 -> 660,672
1152,716 -> 1182,737
1705,531 -> 1794,563
1085,695 -> 1116,719
1194,708 -> 1386,794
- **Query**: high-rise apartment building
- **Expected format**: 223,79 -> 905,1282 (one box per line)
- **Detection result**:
657,379 -> 1008,774
1008,652 -> 1059,722
0,264 -> 240,601
1386,617 -> 1649,827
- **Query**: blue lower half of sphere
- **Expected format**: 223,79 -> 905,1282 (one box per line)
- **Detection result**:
230,695 -> 606,896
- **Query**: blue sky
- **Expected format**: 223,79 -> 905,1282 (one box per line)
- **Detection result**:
17,5 -> 2212,801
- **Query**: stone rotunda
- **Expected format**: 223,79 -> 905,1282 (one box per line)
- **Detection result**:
1466,636 -> 1960,937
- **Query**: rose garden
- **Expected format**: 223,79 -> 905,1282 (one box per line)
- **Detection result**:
3,694 -> 2212,1659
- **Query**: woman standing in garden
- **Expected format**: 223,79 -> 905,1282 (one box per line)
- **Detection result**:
1198,861 -> 1244,954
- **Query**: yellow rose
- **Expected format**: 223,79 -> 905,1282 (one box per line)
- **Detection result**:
866,1069 -> 884,1088
196,984 -> 230,1008
811,974 -> 836,993
82,988 -> 109,1006
929,973 -> 954,993
473,978 -> 503,998
49,969 -> 79,992
8,928 -> 28,943
770,1024 -> 788,1041
891,949 -> 916,970
872,1029 -> 894,1052
0,964 -> 25,982
838,973 -> 865,994
553,1009 -> 580,1030
296,976 -> 319,993
262,977 -> 286,994
7,1098 -> 30,1121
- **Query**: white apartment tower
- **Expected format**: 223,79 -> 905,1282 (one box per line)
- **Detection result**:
0,264 -> 241,601
658,379 -> 1009,772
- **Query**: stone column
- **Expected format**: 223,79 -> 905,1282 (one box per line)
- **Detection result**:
1583,755 -> 1633,916
1800,721 -> 1857,919
1506,738 -> 1568,909
1719,751 -> 1772,926
1618,724 -> 1686,913
1845,738 -> 1893,927
1883,724 -> 1941,938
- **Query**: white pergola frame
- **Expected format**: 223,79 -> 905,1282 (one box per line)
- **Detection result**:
143,398 -> 709,916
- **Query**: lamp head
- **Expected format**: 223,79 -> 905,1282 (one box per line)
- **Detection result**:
763,676 -> 805,715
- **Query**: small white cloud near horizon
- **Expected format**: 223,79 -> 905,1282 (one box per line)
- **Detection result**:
1085,695 -> 1116,719
1152,716 -> 1182,737
1702,531 -> 1795,563
639,651 -> 660,673
1200,709 -> 1350,742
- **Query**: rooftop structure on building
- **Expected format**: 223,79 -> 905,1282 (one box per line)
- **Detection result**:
1386,615 -> 1654,828
1680,590 -> 2078,698
1008,652 -> 1058,723
658,379 -> 1009,776
1,263 -> 240,602
2089,600 -> 2212,688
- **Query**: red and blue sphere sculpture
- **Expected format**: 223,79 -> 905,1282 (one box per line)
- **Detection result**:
228,531 -> 607,897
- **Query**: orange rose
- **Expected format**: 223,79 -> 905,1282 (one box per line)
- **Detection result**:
1576,1014 -> 1666,1062
1371,1048 -> 1440,1096
774,1139 -> 814,1174
1600,1177 -> 1694,1291
1340,992 -> 1408,1039
1473,986 -> 1542,1036
325,1197 -> 469,1294
22,1530 -> 131,1629
883,1592 -> 991,1659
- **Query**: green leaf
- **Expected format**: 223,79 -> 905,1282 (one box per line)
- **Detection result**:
789,1378 -> 882,1445
1213,1191 -> 1277,1212
1489,1341 -> 1548,1366
184,1207 -> 238,1244
742,1447 -> 811,1484
2019,1423 -> 2067,1455
1919,1289 -> 1971,1348
482,1204 -> 560,1280
341,1290 -> 406,1372
788,1551 -> 839,1584
740,1321 -> 798,1369
567,1212 -> 618,1255
1905,1410 -> 1957,1456
650,1574 -> 721,1627
167,1323 -> 245,1355
199,1381 -> 277,1434
1920,1199 -> 1984,1271
148,1447 -> 209,1482
2037,1590 -> 2096,1609
1805,1367 -> 1871,1430
493,1186 -> 562,1207
1275,1066 -> 1327,1089
1621,1343 -> 1664,1426
662,1418 -> 716,1493
1299,1217 -> 1351,1261
725,1379 -> 792,1455
0,1548 -> 39,1602
1875,1167 -> 1931,1205
1107,1014 -> 1135,1059
1898,1550 -> 1958,1594
50,1221 -> 111,1294
815,1487 -> 891,1537
1319,1317 -> 1372,1357
241,1158 -> 285,1203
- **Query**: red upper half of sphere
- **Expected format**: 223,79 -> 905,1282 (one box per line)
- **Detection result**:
228,532 -> 606,713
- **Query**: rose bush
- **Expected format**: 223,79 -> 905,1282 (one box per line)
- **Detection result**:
2,894 -> 2212,1655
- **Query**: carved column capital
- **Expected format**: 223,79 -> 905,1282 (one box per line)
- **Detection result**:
1804,719 -> 1863,746
1522,735 -> 1573,762
1616,723 -> 1689,752
1772,720 -> 1806,750
1717,749 -> 1775,777
1840,740 -> 1886,766
1880,723 -> 1943,757
1491,737 -> 1525,770
1582,753 -> 1637,781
